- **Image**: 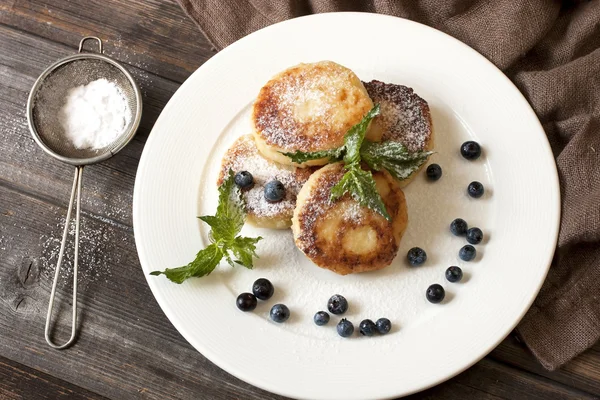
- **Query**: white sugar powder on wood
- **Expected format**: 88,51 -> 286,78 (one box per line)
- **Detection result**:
59,78 -> 131,150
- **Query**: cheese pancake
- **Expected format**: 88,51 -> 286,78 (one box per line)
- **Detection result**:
252,61 -> 376,167
292,163 -> 408,275
218,135 -> 314,229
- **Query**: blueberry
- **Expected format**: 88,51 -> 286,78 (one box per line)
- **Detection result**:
358,319 -> 377,336
426,164 -> 442,181
467,181 -> 484,198
459,245 -> 477,261
461,141 -> 481,160
337,318 -> 354,338
252,278 -> 274,300
466,227 -> 483,245
446,266 -> 463,283
327,294 -> 348,315
314,311 -> 330,326
426,284 -> 445,304
450,218 -> 468,236
407,247 -> 427,266
376,318 -> 392,335
270,304 -> 290,323
234,171 -> 254,189
236,293 -> 257,312
264,180 -> 285,202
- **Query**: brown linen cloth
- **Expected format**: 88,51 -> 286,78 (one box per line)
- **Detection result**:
177,0 -> 600,370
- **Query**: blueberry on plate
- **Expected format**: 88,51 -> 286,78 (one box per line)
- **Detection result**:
466,227 -> 483,245
270,304 -> 290,323
359,319 -> 377,336
327,294 -> 348,315
234,171 -> 254,189
376,318 -> 392,334
337,318 -> 354,338
252,278 -> 274,300
426,164 -> 442,181
446,266 -> 463,283
450,218 -> 468,236
460,141 -> 481,160
264,180 -> 286,202
426,284 -> 445,304
236,293 -> 257,312
314,311 -> 330,326
467,181 -> 485,198
407,247 -> 427,266
459,245 -> 477,261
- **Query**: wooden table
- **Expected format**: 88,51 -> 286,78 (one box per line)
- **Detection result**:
1,1 -> 599,399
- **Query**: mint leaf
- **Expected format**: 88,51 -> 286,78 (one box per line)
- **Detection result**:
230,235 -> 262,268
330,165 -> 391,221
343,104 -> 380,165
213,169 -> 245,241
361,141 -> 433,181
150,244 -> 223,284
152,169 -> 262,284
281,148 -> 343,164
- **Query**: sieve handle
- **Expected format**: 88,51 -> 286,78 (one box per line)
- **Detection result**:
78,36 -> 103,54
45,166 -> 83,349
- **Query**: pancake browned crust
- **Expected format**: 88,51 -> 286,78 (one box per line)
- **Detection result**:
252,61 -> 375,167
218,135 -> 314,229
363,80 -> 434,152
292,163 -> 408,275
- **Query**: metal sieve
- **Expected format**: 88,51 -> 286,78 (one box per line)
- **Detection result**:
27,37 -> 142,349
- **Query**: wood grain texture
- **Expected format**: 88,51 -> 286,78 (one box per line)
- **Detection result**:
0,0 -> 599,399
0,355 -> 108,400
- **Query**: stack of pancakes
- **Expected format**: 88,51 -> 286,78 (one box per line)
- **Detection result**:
218,61 -> 433,275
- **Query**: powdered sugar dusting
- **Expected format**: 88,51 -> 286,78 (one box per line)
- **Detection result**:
253,61 -> 373,152
363,80 -> 432,152
218,135 -> 312,223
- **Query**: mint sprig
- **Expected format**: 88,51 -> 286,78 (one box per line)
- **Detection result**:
150,170 -> 262,284
331,165 -> 390,220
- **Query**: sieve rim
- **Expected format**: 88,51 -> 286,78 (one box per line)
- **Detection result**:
27,52 -> 143,166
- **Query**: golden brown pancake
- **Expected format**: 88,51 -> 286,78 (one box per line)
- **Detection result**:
292,163 -> 408,275
218,135 -> 314,229
252,61 -> 376,167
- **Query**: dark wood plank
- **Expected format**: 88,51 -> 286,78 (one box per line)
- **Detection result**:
0,355 -> 108,400
1,0 -> 216,84
489,334 -> 600,396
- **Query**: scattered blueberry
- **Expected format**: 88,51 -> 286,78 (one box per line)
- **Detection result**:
446,266 -> 463,283
327,294 -> 349,315
359,319 -> 377,336
376,318 -> 392,335
466,227 -> 483,245
426,164 -> 442,181
467,181 -> 485,198
252,278 -> 274,300
450,218 -> 468,236
264,180 -> 286,202
314,311 -> 330,326
234,171 -> 254,189
459,245 -> 477,261
337,318 -> 354,338
407,247 -> 427,266
236,293 -> 257,312
426,284 -> 446,304
270,304 -> 290,323
460,141 -> 481,160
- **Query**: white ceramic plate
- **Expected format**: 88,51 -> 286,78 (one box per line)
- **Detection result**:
133,13 -> 560,400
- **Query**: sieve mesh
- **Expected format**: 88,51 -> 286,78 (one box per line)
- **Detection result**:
31,58 -> 139,162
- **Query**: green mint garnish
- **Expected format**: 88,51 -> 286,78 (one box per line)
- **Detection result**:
360,141 -> 433,181
150,170 -> 262,283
